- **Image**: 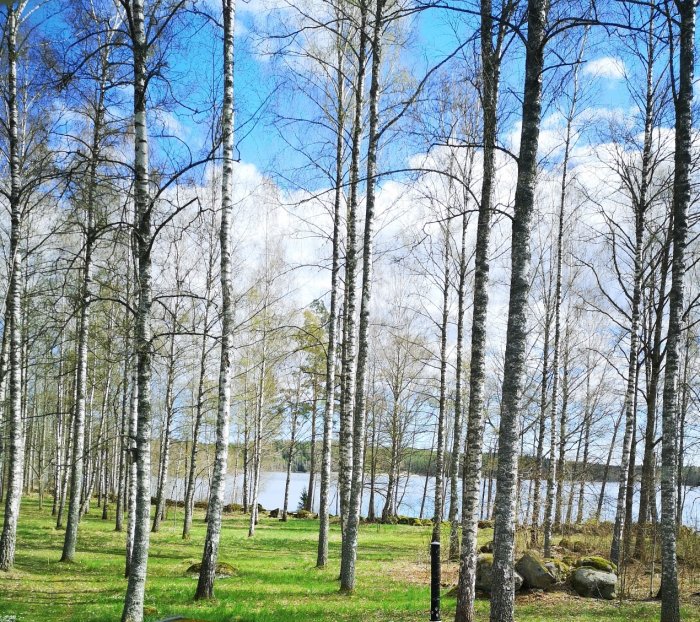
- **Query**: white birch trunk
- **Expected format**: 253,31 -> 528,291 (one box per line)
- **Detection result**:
195,0 -> 236,599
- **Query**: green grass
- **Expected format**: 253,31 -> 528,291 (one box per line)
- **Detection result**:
0,497 -> 698,622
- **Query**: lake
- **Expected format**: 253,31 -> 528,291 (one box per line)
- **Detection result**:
158,470 -> 700,528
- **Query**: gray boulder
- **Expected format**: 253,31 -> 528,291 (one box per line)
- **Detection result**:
515,551 -> 556,590
570,567 -> 617,600
475,554 -> 523,593
544,559 -> 570,583
479,541 -> 493,553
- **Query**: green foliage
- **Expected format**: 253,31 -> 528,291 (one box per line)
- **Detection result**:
297,488 -> 309,511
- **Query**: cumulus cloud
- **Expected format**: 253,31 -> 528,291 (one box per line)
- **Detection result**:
583,57 -> 626,80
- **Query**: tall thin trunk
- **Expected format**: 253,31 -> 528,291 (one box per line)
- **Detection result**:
576,356 -> 593,525
448,162 -> 472,561
432,225 -> 451,567
305,380 -> 317,512
339,0 -> 384,592
282,381 -> 300,522
544,49 -> 580,554
454,2 -> 503,616
367,408 -> 378,521
115,334 -> 130,532
52,330 -> 65,517
83,322 -> 113,518
124,230 -> 139,578
623,383 -> 638,563
382,399 -> 400,521
554,322 -> 572,528
338,3 -> 369,536
153,331 -> 176,532
56,389 -> 75,530
565,410 -> 581,526
121,0 -> 154,616
636,12 -> 667,559
677,328 -> 691,526
596,411 -> 622,522
248,355 -> 265,538
610,132 -> 645,569
490,0 -> 547,619
610,8 -> 657,569
659,3 -> 694,620
0,5 -> 25,572
183,287 -> 213,539
195,0 -> 236,599
419,428 -> 436,520
530,294 -> 552,546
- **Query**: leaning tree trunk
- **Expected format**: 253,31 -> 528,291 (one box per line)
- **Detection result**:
195,0 -> 236,599
248,354 -> 265,538
316,28 -> 344,566
596,411 -> 621,522
431,223 -> 451,576
659,2 -> 694,620
448,165 -> 472,561
490,0 -> 547,620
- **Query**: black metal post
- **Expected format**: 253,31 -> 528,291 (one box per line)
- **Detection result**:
430,541 -> 441,621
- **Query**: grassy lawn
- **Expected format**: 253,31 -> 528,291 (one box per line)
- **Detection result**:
0,497 -> 698,621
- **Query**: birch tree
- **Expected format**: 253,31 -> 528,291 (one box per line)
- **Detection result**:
659,1 -> 695,619
60,3 -> 117,562
455,0 -> 510,618
339,0 -> 385,593
489,0 -> 548,619
195,0 -> 236,600
0,0 -> 55,571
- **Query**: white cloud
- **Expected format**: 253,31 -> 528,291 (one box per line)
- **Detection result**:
583,57 -> 626,80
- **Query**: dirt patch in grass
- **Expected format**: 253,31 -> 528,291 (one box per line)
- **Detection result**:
389,559 -> 460,588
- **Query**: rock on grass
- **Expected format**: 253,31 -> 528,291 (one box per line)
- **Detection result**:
475,554 -> 523,593
185,561 -> 237,578
570,567 -> 617,600
574,556 -> 617,573
515,551 -> 556,590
